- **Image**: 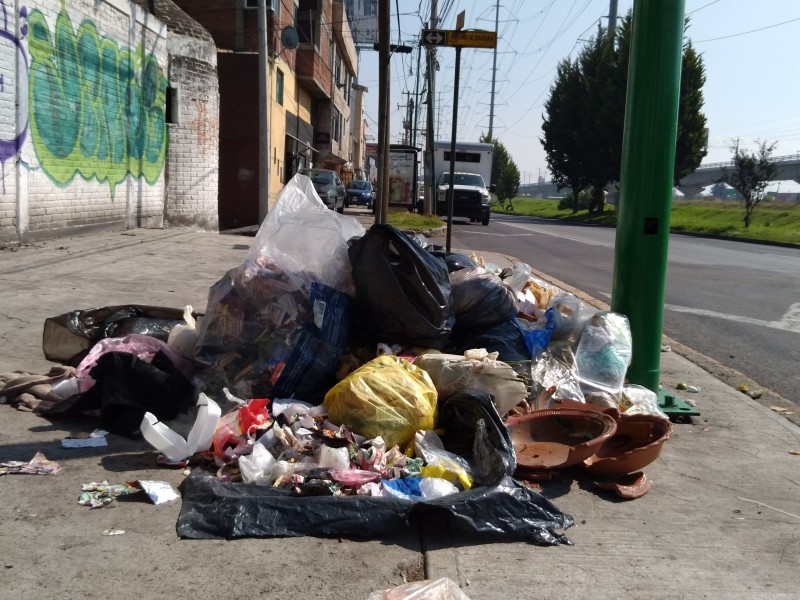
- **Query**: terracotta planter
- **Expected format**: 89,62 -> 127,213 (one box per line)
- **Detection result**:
506,409 -> 618,475
583,414 -> 673,477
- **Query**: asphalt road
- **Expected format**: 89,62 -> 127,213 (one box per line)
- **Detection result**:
448,212 -> 800,406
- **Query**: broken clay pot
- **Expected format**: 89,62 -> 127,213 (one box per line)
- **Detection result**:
583,413 -> 672,477
506,408 -> 617,476
594,471 -> 652,499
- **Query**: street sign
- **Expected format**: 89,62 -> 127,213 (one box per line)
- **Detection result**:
421,29 -> 446,46
420,29 -> 497,49
447,30 -> 497,48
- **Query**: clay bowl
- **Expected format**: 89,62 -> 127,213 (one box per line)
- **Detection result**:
583,414 -> 673,477
506,409 -> 618,475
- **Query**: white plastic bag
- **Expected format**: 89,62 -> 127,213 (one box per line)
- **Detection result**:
368,577 -> 471,600
246,173 -> 365,296
238,442 -> 277,485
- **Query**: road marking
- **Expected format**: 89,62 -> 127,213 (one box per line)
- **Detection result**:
496,220 -> 609,246
600,292 -> 800,334
665,302 -> 800,334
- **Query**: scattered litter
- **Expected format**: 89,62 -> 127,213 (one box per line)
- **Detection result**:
676,382 -> 688,390
102,529 -> 126,536
788,450 -> 800,456
660,345 -> 671,352
686,385 -> 701,393
61,428 -> 109,448
0,451 -> 60,476
135,480 -> 180,505
737,384 -> 763,400
79,480 -> 179,508
771,406 -> 794,415
79,481 -> 138,508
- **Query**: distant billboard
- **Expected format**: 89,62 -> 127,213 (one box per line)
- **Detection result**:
344,0 -> 378,47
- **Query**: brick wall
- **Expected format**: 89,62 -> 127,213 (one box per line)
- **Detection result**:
165,54 -> 220,229
0,0 -> 219,242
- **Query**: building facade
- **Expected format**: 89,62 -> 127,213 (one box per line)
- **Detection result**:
174,0 -> 361,228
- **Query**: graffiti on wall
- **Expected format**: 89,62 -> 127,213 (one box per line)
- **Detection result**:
0,1 -> 28,193
27,7 -> 167,197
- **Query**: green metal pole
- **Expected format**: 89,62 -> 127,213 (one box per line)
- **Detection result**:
611,0 -> 685,393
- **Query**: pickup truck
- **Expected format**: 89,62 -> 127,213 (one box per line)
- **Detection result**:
436,172 -> 493,226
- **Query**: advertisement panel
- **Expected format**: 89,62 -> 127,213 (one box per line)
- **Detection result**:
344,0 -> 378,46
388,147 -> 418,206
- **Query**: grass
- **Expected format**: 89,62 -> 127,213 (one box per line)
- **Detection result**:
491,197 -> 800,245
386,209 -> 444,231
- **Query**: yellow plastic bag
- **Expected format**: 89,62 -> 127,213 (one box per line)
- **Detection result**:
323,355 -> 437,449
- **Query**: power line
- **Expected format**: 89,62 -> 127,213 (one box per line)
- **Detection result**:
695,16 -> 800,43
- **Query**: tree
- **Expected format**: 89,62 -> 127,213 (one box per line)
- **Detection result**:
496,161 -> 520,204
721,139 -> 778,228
674,39 -> 708,183
540,58 -> 590,212
480,133 -> 510,189
577,26 -> 619,214
480,133 -> 521,204
540,12 -> 708,213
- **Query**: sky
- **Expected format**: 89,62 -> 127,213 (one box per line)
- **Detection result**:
355,0 -> 800,185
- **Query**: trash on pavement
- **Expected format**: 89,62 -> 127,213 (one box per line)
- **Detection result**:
349,224 -> 455,349
414,349 -> 528,417
194,174 -> 360,403
367,577 -> 471,600
323,354 -> 437,450
61,428 -> 109,448
0,451 -> 61,476
140,394 -> 221,463
79,480 -> 179,508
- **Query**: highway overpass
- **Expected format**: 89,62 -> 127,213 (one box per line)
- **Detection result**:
520,155 -> 800,199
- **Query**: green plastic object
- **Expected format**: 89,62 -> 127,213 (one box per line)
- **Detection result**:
658,390 -> 700,418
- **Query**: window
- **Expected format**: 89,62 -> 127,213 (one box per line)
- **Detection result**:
331,107 -> 342,144
276,69 -> 284,106
297,0 -> 320,48
165,85 -> 180,125
244,0 -> 274,9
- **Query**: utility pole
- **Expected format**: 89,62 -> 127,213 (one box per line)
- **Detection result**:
424,0 -> 438,213
487,0 -> 500,140
377,0 -> 391,224
257,0 -> 271,221
608,0 -> 619,38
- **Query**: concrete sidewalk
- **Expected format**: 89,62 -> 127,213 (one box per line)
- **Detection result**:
0,217 -> 798,600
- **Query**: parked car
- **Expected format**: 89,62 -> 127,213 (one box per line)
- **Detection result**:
298,168 -> 345,213
345,179 -> 375,208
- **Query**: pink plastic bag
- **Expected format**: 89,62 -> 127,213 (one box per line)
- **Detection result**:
75,333 -> 195,393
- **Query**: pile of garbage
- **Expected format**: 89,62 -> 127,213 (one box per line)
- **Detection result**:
2,174 -> 672,543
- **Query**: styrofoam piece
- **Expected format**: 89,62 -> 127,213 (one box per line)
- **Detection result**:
186,394 -> 222,454
141,413 -> 190,463
140,395 -> 221,462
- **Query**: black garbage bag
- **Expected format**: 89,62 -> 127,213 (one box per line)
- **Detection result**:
176,469 -> 573,546
348,225 -> 455,349
448,266 -> 517,328
42,305 -> 188,366
429,251 -> 481,273
450,318 -> 531,362
438,389 -> 517,486
45,350 -> 195,437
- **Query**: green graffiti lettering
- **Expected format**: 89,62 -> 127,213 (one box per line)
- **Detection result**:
28,9 -> 167,196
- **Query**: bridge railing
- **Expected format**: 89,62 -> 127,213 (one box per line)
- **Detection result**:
695,154 -> 800,172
